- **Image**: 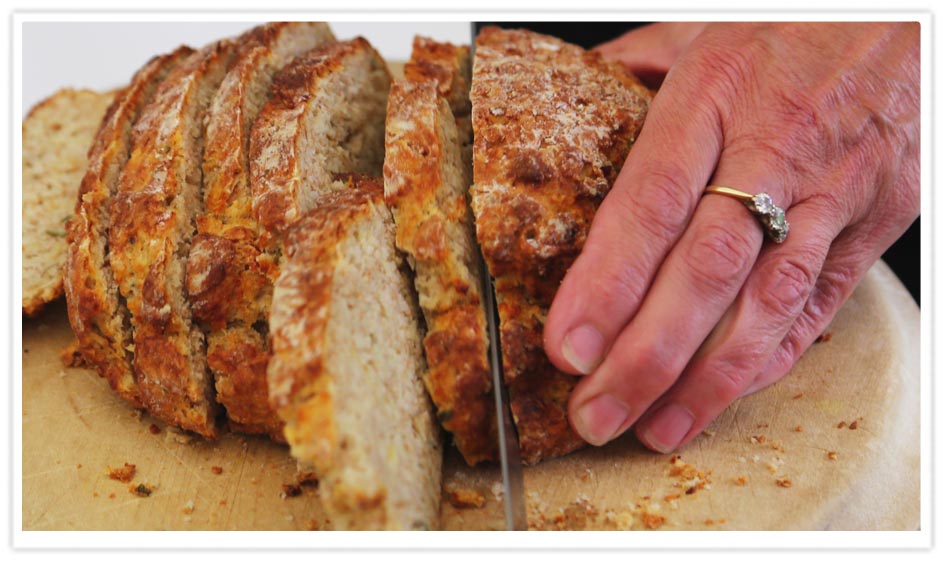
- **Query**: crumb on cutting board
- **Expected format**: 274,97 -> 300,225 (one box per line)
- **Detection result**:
129,483 -> 155,497
446,487 -> 486,509
107,463 -> 136,483
211,465 -> 223,475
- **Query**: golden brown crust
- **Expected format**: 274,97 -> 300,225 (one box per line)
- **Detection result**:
384,41 -> 496,465
250,37 -> 391,236
188,22 -> 334,441
109,40 -> 240,438
268,176 -> 385,415
64,47 -> 193,408
471,27 -> 652,464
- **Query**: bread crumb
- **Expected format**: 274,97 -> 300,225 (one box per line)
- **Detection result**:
794,425 -> 803,432
751,435 -> 765,444
641,511 -> 665,530
849,420 -> 859,430
107,463 -> 136,483
792,392 -> 804,400
182,500 -> 195,515
218,499 -> 227,506
108,493 -> 116,499
183,515 -> 192,523
701,429 -> 716,437
306,519 -> 319,531
447,487 -> 486,509
129,483 -> 154,497
93,492 -> 99,498
837,421 -> 847,429
211,466 -> 223,475
76,463 -> 82,469
281,483 -> 303,498
286,514 -> 295,522
57,370 -> 67,378
827,451 -> 838,460
776,478 -> 793,488
756,423 -> 769,429
734,476 -> 747,486
815,332 -> 833,343
148,424 -> 161,435
663,493 -> 681,502
580,467 -> 593,482
704,518 -> 716,526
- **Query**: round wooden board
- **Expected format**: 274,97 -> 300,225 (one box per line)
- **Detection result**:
21,261 -> 919,530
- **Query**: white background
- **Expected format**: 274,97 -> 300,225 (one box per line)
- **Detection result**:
21,21 -> 471,112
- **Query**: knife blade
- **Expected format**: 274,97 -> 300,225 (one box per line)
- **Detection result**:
471,22 -> 526,531
481,252 -> 527,531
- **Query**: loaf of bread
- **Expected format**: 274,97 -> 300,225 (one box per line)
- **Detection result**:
384,37 -> 496,465
64,48 -> 193,407
250,37 -> 391,236
109,39 -> 240,438
23,89 -> 116,316
268,176 -> 442,530
187,22 -> 335,440
470,27 -> 652,464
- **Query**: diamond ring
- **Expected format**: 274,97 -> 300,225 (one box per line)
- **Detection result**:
703,185 -> 789,243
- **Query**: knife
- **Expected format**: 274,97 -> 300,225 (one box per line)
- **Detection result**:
471,22 -> 526,531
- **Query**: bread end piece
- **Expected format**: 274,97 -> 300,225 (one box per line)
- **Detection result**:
23,88 -> 116,316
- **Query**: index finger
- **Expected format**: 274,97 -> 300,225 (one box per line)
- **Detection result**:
543,51 -> 723,377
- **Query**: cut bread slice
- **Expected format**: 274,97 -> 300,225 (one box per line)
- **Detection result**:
64,47 -> 193,407
471,27 -> 653,464
384,38 -> 496,465
22,89 -> 116,316
250,37 -> 392,236
268,176 -> 441,530
187,22 -> 335,440
109,39 -> 240,438
404,36 -> 473,168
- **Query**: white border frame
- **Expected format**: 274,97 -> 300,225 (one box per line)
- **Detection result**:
6,3 -> 937,553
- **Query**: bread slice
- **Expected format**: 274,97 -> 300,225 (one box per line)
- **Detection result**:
109,39 -> 240,438
384,38 -> 496,466
187,22 -> 335,440
22,89 -> 116,316
404,36 -> 473,168
268,176 -> 441,530
250,37 -> 392,236
470,27 -> 652,464
64,47 -> 193,407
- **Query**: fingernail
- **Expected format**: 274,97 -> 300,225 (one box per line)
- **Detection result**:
639,404 -> 695,454
573,394 -> 629,446
562,325 -> 606,374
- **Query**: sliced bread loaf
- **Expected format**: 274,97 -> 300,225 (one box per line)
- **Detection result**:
109,39 -> 240,438
250,37 -> 391,236
64,47 -> 193,407
470,27 -> 652,464
384,38 -> 496,465
269,176 -> 441,530
187,22 -> 335,440
22,89 -> 116,316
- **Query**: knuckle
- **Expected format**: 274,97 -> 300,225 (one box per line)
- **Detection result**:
705,342 -> 769,402
619,163 -> 696,242
585,261 -> 646,310
628,341 -> 682,392
757,256 -> 817,319
681,223 -> 757,296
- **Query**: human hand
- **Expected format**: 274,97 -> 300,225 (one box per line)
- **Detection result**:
542,22 -> 920,452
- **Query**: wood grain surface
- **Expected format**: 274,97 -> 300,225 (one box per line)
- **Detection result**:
21,261 -> 919,530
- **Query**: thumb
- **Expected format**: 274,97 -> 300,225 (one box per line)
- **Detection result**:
596,22 -> 707,88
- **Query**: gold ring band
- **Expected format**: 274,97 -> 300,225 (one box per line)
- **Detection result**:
703,185 -> 789,243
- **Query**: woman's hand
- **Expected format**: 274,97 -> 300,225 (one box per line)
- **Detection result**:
542,22 -> 920,452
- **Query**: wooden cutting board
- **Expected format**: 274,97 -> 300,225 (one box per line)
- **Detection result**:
21,260 -> 919,530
